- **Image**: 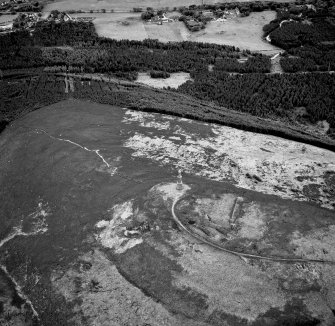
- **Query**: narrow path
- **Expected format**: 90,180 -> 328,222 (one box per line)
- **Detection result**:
270,53 -> 283,74
34,128 -> 143,184
171,196 -> 335,265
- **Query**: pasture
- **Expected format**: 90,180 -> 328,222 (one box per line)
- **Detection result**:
188,11 -> 281,53
71,12 -> 148,40
70,11 -> 280,54
0,13 -> 18,24
43,0 -> 294,12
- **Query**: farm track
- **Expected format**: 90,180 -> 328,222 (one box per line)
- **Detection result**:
171,196 -> 335,265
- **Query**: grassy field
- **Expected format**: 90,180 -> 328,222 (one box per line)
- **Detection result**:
70,11 -> 280,53
44,0 -> 204,12
188,11 -> 282,53
0,13 -> 18,24
136,72 -> 192,88
44,0 -> 294,12
71,12 -> 148,40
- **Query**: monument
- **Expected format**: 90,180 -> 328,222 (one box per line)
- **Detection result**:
176,169 -> 183,191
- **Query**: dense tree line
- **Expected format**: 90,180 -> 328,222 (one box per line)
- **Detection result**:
2,73 -> 334,151
263,2 -> 335,72
270,19 -> 335,50
0,21 -> 270,73
178,71 -> 335,132
214,56 -> 271,73
1,18 -> 334,142
280,45 -> 335,72
177,1 -> 299,17
0,74 -> 66,123
150,70 -> 170,78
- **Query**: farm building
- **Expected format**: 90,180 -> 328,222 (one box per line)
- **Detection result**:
202,11 -> 214,18
186,19 -> 203,31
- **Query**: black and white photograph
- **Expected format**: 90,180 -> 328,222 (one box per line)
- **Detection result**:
0,0 -> 335,325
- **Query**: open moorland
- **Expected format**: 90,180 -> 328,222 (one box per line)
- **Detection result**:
0,99 -> 335,326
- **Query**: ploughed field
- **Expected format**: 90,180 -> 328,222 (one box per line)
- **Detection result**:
0,99 -> 335,325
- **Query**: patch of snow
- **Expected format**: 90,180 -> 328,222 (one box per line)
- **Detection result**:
150,182 -> 191,204
123,110 -> 170,130
0,202 -> 50,249
96,220 -> 109,228
113,201 -> 133,220
0,201 -> 50,321
123,115 -> 335,209
95,201 -> 143,254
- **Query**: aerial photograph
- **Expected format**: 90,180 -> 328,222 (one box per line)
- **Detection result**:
0,0 -> 334,325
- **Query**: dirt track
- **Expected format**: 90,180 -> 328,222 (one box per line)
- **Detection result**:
171,194 -> 335,265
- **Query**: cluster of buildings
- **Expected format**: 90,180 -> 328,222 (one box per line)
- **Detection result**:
183,8 -> 241,32
143,7 -> 241,32
0,9 -> 95,34
0,11 -> 40,33
0,0 -> 43,33
0,0 -> 42,12
1,0 -> 27,10
149,13 -> 174,25
47,11 -> 94,23
14,12 -> 40,27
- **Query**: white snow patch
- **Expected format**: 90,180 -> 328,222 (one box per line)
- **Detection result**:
95,201 -> 143,254
124,117 -> 335,209
123,110 -> 170,130
0,201 -> 50,321
0,202 -> 50,249
150,182 -> 191,204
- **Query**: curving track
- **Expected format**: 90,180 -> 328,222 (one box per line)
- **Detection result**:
171,197 -> 335,265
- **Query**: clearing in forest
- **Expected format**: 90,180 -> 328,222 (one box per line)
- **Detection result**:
136,72 -> 192,89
